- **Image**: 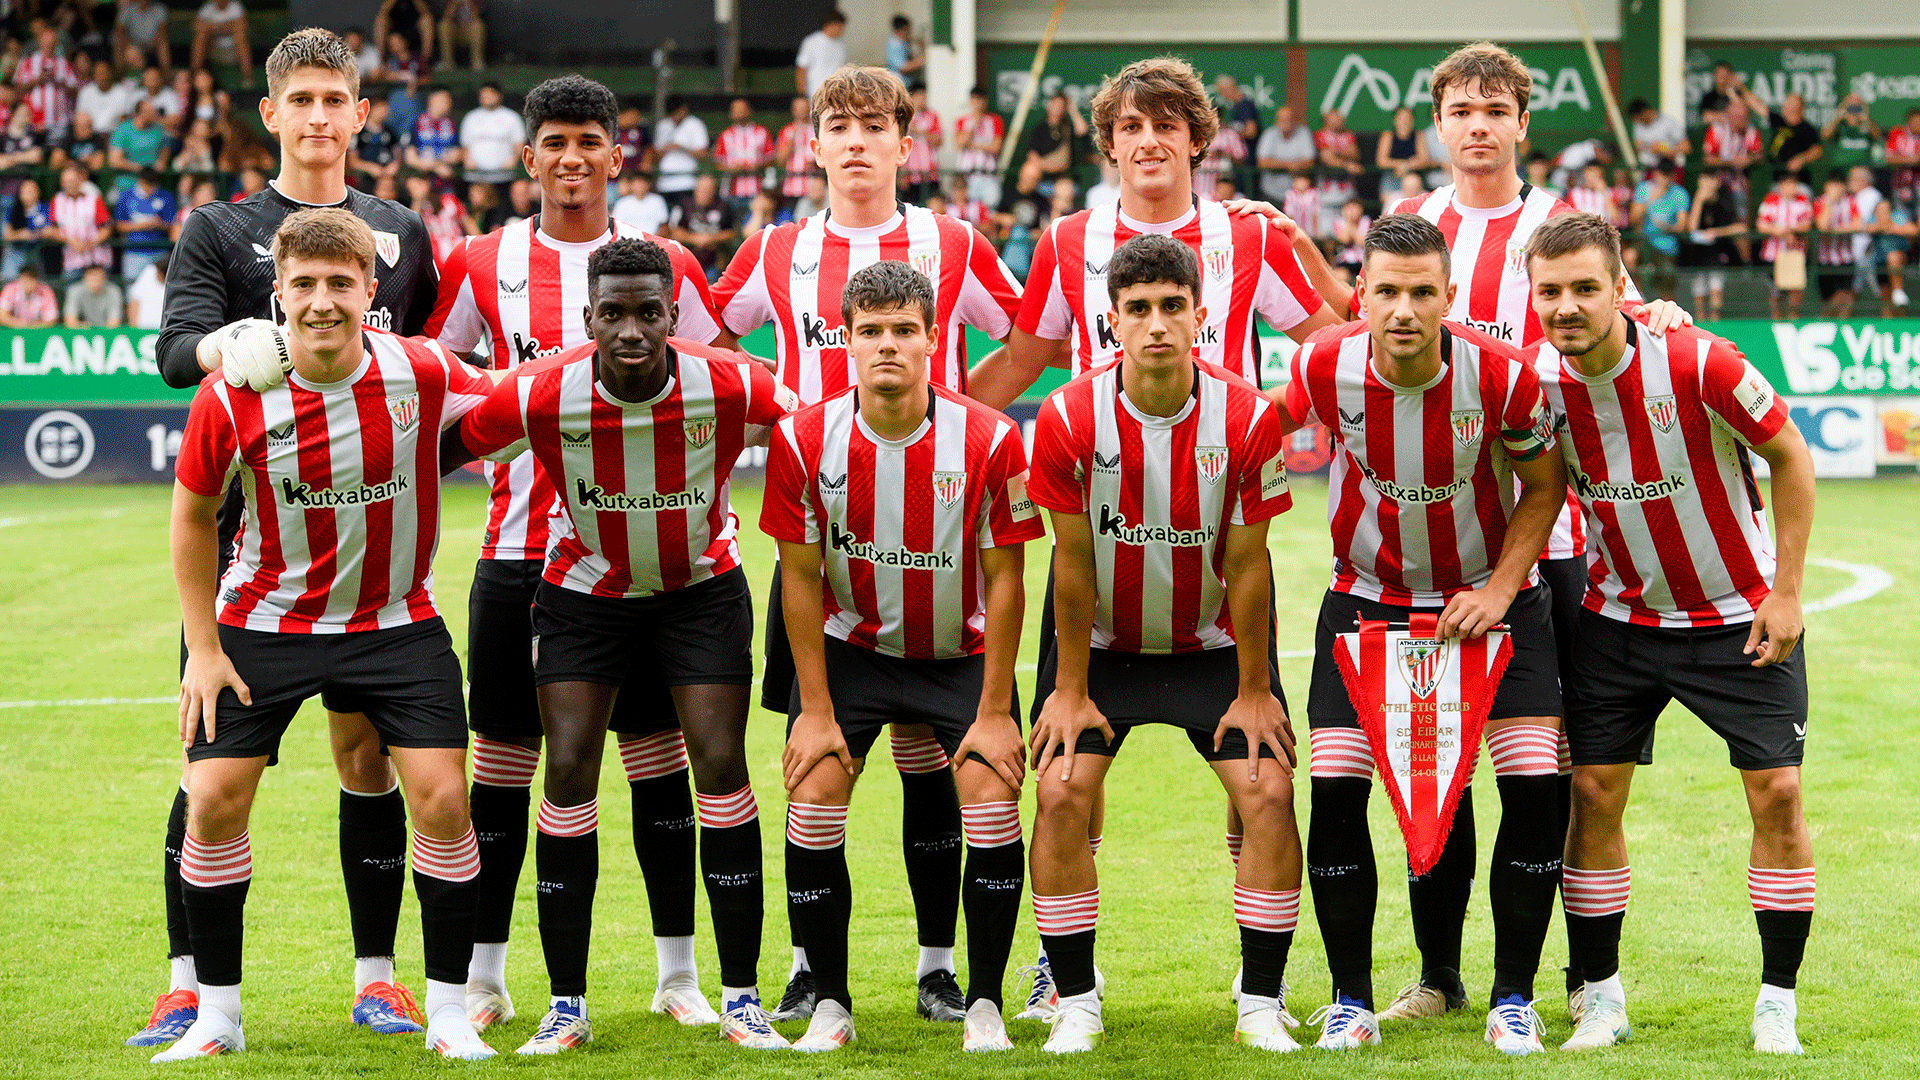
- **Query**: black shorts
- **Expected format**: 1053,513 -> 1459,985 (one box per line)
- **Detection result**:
1539,555 -> 1654,765
1305,584 -> 1562,729
1033,643 -> 1290,763
786,637 -> 1020,767
1566,608 -> 1808,771
468,559 -> 672,738
186,618 -> 467,765
530,567 -> 755,689
761,564 -> 795,712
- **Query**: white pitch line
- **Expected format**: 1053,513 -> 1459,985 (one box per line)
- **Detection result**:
1803,557 -> 1893,613
0,695 -> 176,709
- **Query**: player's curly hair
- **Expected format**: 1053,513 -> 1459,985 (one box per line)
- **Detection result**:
1089,56 -> 1218,171
274,207 -> 375,280
523,74 -> 619,139
266,27 -> 359,101
1524,210 -> 1622,279
1428,41 -> 1533,120
840,260 -> 936,330
811,65 -> 914,136
587,238 -> 673,295
1105,233 -> 1200,305
1363,213 -> 1452,277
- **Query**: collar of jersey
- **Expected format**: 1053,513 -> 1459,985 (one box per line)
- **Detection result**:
1562,320 -> 1639,386
534,219 -> 614,253
594,343 -> 679,408
288,337 -> 374,392
1116,362 -> 1200,428
1445,184 -> 1525,221
268,179 -> 350,210
1116,198 -> 1197,235
852,388 -> 935,449
822,203 -> 905,240
1367,327 -> 1452,394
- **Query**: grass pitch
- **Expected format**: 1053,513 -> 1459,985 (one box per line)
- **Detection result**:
1,476 -> 1916,1079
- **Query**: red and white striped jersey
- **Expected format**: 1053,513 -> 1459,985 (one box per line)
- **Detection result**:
1017,199 -> 1324,383
1758,190 -> 1814,262
1534,323 -> 1789,627
1565,184 -> 1615,221
13,51 -> 77,131
1702,122 -> 1762,167
775,121 -> 815,198
426,218 -> 721,561
905,108 -> 942,183
458,337 -> 797,597
713,203 -> 1021,404
1284,320 -> 1554,605
52,190 -> 114,274
175,331 -> 494,633
1813,193 -> 1858,266
761,387 -> 1045,659
716,122 -> 773,200
1028,361 -> 1291,653
954,111 -> 1004,175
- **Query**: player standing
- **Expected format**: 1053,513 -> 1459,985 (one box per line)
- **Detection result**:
423,73 -> 728,1031
1525,213 -> 1817,1055
1280,215 -> 1567,1054
138,27 -> 439,1048
161,208 -> 496,1062
712,63 -> 1024,1023
761,262 -> 1045,1052
1024,234 -> 1302,1055
456,239 -> 799,1053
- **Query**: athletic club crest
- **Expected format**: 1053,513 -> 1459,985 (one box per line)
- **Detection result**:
1645,395 -> 1677,433
1202,246 -> 1230,280
1505,240 -> 1528,275
1450,410 -> 1484,448
1397,636 -> 1451,698
372,230 -> 401,269
1195,445 -> 1228,484
909,248 -> 940,282
931,471 -> 966,507
683,416 -> 717,448
386,393 -> 418,433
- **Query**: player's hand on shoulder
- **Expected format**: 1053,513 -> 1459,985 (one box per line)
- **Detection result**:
1745,590 -> 1804,667
1634,298 -> 1695,337
782,707 -> 855,792
1437,584 -> 1514,640
208,318 -> 292,390
1221,198 -> 1301,241
1028,690 -> 1113,781
956,712 -> 1026,789
179,649 -> 250,747
1215,691 -> 1296,780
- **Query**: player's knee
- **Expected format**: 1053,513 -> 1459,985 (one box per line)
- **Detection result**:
682,733 -> 747,790
1744,769 -> 1803,824
1034,769 -> 1097,823
541,742 -> 602,803
406,775 -> 471,835
1569,767 -> 1630,819
789,766 -> 855,807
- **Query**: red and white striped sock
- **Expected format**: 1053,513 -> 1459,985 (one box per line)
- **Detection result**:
412,826 -> 481,883
1557,729 -> 1573,776
1032,889 -> 1099,937
695,785 -> 758,829
1562,865 -> 1631,917
890,729 -> 950,774
620,730 -> 690,782
1087,834 -> 1102,857
785,803 -> 848,850
1233,884 -> 1301,933
1748,866 -> 1816,911
536,798 -> 598,838
1226,832 -> 1243,868
180,833 -> 252,888
471,738 -> 540,788
960,801 -> 1021,848
1487,725 -> 1561,776
1308,728 -> 1374,779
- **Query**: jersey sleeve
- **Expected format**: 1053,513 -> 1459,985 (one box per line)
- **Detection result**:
742,356 -> 802,426
398,214 -> 440,337
1025,393 -> 1088,514
1495,355 -> 1554,462
954,226 -> 1022,340
175,382 -> 240,497
664,237 -> 723,344
1013,221 -> 1073,341
1252,222 -> 1324,331
1283,339 -> 1320,427
426,237 -> 488,353
1698,336 -> 1788,446
427,340 -> 494,428
977,421 -> 1047,547
710,226 -> 774,337
154,207 -> 231,388
1231,398 -> 1291,525
460,374 -> 532,462
758,417 -> 817,545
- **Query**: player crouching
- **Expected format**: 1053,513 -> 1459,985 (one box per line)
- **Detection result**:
164,208 -> 498,1062
1025,234 -> 1305,1054
761,262 -> 1044,1052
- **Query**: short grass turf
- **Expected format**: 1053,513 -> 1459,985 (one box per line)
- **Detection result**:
1,476 -> 1916,1079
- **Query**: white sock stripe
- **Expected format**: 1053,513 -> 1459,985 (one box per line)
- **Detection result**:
536,798 -> 599,837
889,729 -> 951,773
695,785 -> 759,828
620,730 -> 690,782
1562,865 -> 1632,917
1748,866 -> 1817,911
960,801 -> 1022,848
471,738 -> 540,787
1087,834 -> 1103,856
411,826 -> 481,882
1225,833 -> 1243,867
1032,889 -> 1100,936
784,803 -> 849,850
1487,725 -> 1562,776
1557,729 -> 1573,775
181,832 -> 253,887
1232,885 -> 1301,933
1308,728 -> 1375,778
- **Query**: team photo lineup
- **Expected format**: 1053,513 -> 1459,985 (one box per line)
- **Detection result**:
127,22 -> 1827,1066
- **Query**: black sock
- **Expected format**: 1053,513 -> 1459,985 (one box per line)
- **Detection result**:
630,773 -> 698,938
1408,788 -> 1473,996
414,869 -> 480,985
1041,929 -> 1096,998
961,840 -> 1024,1007
899,768 -> 963,951
1557,772 -> 1580,993
1756,909 -> 1812,989
1308,776 -> 1377,1009
785,840 -> 852,1010
164,787 -> 191,958
1489,774 -> 1561,1004
1240,925 -> 1294,1000
534,829 -> 598,998
1564,912 -> 1624,983
339,787 -> 407,960
182,877 -> 249,989
470,782 -> 531,944
701,818 -> 764,989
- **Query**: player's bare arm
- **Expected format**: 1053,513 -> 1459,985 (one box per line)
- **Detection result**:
1746,421 -> 1816,667
1211,519 -> 1295,779
966,329 -> 1069,412
170,482 -> 250,745
777,538 -> 856,790
1438,441 -> 1566,640
953,543 -> 1028,790
1029,509 -> 1115,779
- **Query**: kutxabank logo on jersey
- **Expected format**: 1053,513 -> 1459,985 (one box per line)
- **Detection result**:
1572,469 -> 1688,503
280,473 -> 410,508
1357,461 -> 1468,505
1095,503 -> 1215,547
574,477 -> 707,511
828,520 -> 955,569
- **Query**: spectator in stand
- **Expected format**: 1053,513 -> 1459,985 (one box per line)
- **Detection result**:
344,27 -> 384,81
742,187 -> 782,235
654,94 -> 708,198
131,63 -> 173,118
376,0 -> 437,69
350,95 -> 402,191
1281,171 -> 1319,239
51,162 -> 111,278
955,86 -> 1004,206
185,68 -> 226,133
406,86 -> 460,181
153,67 -> 192,136
1211,176 -> 1238,202
402,166 -> 474,263
1375,105 -> 1433,181
668,172 -> 736,282
885,15 -> 923,83
773,94 -> 813,204
1813,172 -> 1858,316
503,176 -> 536,226
795,10 -> 848,98
1758,171 -> 1813,318
439,0 -> 486,71
1823,95 -> 1879,178
229,163 -> 265,201
1697,60 -> 1737,123
125,249 -> 166,328
459,81 -> 524,185
1387,170 -> 1426,211
0,264 -> 59,328
923,191 -> 947,216
1523,151 -> 1559,200
1196,111 -> 1244,203
114,0 -> 173,70
467,180 -> 507,233
76,56 -> 130,133
1024,91 -> 1086,191
1729,79 -> 1822,183
13,21 -> 79,136
945,173 -> 991,232
902,83 -> 942,203
793,171 -> 828,219
616,102 -> 652,173
1549,137 -> 1612,193
1628,97 -> 1688,178
372,174 -> 400,201
191,0 -> 254,86
0,102 -> 45,169
1215,74 -> 1259,194
1887,108 -> 1920,219
612,171 -> 670,234
108,96 -> 167,169
1684,169 -> 1747,286
1331,197 -> 1369,283
114,164 -> 173,278
63,262 -> 123,327
171,175 -> 217,241
0,40 -> 20,87
1702,100 -> 1762,221
1084,157 -> 1120,208
3,178 -> 53,280
1844,165 -> 1897,314
216,108 -> 275,172
1255,104 -> 1314,203
993,161 -> 1046,276
1314,107 -> 1361,236
714,97 -> 771,213
1632,166 -> 1688,301
380,30 -> 427,87
1049,174 -> 1079,223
